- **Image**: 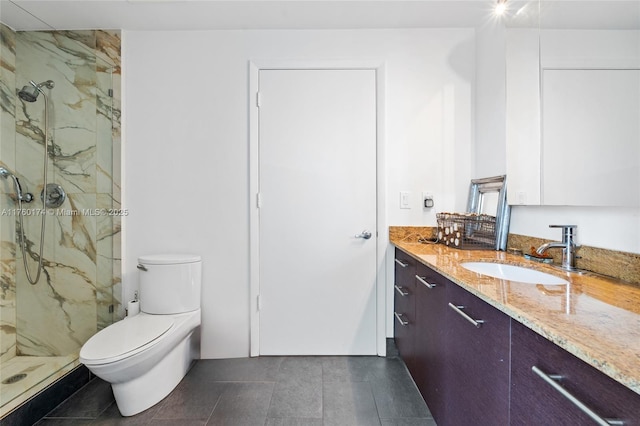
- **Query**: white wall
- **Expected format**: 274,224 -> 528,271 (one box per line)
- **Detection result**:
124,29 -> 475,358
474,21 -> 506,179
510,206 -> 640,252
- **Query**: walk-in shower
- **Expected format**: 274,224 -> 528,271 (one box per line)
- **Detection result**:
0,23 -> 122,421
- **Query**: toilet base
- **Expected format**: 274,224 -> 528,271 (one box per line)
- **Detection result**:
113,329 -> 197,416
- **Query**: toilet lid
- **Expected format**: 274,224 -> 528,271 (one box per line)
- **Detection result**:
80,315 -> 174,363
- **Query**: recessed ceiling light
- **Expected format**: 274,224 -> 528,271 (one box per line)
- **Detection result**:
495,0 -> 508,16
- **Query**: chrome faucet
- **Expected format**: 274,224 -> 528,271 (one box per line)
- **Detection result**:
536,225 -> 578,271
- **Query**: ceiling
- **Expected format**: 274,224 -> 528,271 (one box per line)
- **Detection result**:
0,0 -> 638,32
1,1 -> 498,31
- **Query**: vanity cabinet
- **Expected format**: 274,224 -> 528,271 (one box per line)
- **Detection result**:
394,247 -> 640,425
393,249 -> 417,374
511,320 -> 640,425
396,253 -> 510,426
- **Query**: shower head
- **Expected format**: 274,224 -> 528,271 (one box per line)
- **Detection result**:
18,80 -> 54,103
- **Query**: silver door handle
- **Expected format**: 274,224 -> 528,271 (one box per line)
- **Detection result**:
355,230 -> 372,239
531,366 -> 623,426
448,303 -> 484,328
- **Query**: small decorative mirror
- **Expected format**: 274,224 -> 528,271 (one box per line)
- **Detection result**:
467,175 -> 511,251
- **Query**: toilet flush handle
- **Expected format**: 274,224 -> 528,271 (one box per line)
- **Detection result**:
137,264 -> 148,271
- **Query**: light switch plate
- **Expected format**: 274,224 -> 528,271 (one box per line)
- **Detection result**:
400,191 -> 411,209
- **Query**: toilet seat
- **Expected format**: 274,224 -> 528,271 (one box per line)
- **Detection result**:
80,314 -> 174,365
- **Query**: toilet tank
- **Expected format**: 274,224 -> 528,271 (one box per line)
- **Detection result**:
138,254 -> 202,314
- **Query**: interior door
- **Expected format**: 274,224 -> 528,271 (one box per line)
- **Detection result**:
258,69 -> 377,355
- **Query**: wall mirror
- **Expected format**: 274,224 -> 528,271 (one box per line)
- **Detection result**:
505,0 -> 640,207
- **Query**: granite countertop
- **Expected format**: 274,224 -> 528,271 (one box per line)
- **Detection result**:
391,240 -> 640,396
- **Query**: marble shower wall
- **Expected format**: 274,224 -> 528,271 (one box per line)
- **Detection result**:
0,25 -> 121,359
1,24 -> 18,363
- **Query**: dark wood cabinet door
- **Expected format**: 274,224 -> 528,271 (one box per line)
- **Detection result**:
511,320 -> 640,426
393,249 -> 416,372
443,282 -> 511,426
413,263 -> 448,423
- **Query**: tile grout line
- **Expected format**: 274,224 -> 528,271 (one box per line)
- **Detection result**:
366,376 -> 384,425
203,385 -> 224,426
320,358 -> 325,423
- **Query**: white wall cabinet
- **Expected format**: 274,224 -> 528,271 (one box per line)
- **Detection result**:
542,68 -> 639,206
506,29 -> 640,207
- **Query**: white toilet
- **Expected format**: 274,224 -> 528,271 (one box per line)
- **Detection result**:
80,254 -> 202,416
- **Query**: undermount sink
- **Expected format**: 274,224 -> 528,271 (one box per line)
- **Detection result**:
461,262 -> 569,285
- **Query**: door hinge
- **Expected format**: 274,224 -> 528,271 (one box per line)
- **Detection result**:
256,92 -> 262,108
108,304 -> 114,313
107,89 -> 113,98
256,192 -> 262,208
257,294 -> 262,311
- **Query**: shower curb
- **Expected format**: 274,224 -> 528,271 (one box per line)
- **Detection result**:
0,365 -> 91,426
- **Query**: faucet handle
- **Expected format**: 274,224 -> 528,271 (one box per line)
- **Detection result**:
549,225 -> 577,244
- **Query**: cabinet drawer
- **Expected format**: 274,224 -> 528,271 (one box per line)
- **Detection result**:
394,280 -> 413,314
511,320 -> 640,425
394,249 -> 415,291
393,249 -> 416,315
393,302 -> 415,371
414,262 -> 441,291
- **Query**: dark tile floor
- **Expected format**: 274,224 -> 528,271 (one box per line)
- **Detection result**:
35,350 -> 435,425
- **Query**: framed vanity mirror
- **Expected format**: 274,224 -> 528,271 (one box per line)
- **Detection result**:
466,175 -> 511,251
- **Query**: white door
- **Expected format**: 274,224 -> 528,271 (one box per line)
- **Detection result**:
258,69 -> 377,355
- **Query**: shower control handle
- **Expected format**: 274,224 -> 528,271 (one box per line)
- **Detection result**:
41,183 -> 66,208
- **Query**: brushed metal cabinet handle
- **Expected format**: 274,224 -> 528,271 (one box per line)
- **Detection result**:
394,259 -> 409,268
394,285 -> 409,296
531,366 -> 624,426
136,264 -> 148,271
416,275 -> 436,289
394,312 -> 408,326
448,302 -> 484,328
